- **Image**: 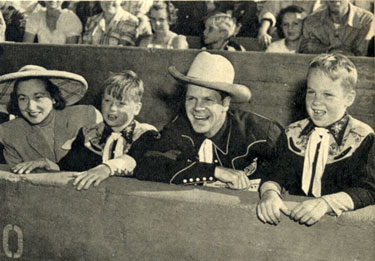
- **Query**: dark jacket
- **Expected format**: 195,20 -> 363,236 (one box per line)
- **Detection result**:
135,110 -> 283,185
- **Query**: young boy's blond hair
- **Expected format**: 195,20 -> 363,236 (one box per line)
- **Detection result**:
307,54 -> 358,92
104,70 -> 144,103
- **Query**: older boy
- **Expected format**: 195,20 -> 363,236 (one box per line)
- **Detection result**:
257,53 -> 375,226
59,70 -> 158,190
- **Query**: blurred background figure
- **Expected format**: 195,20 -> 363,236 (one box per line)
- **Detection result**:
23,0 -> 82,44
139,1 -> 188,49
266,5 -> 305,53
0,1 -> 25,42
202,12 -> 245,51
82,0 -> 150,46
121,0 -> 153,41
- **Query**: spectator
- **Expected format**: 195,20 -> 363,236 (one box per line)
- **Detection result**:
139,1 -> 188,49
299,0 -> 374,56
257,54 -> 375,226
0,2 -> 26,42
121,0 -> 152,41
82,0 -> 149,46
257,0 -> 324,49
23,0 -> 82,44
202,12 -> 245,51
136,52 -> 282,188
0,65 -> 102,173
266,5 -> 305,54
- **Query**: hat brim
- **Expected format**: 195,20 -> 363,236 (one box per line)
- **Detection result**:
0,70 -> 88,107
168,66 -> 251,103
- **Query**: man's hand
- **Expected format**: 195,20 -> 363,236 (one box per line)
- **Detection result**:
214,166 -> 250,190
12,158 -> 59,174
289,198 -> 332,226
73,164 -> 111,191
257,190 -> 290,225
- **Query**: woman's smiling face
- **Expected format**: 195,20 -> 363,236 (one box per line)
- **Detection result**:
16,79 -> 55,125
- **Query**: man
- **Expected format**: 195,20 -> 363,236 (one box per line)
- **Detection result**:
299,0 -> 374,56
135,52 -> 283,190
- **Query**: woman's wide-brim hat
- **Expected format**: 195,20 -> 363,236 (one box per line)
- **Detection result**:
0,65 -> 88,106
168,51 -> 251,103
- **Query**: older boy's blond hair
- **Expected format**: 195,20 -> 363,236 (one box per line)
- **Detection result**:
308,54 -> 358,92
104,70 -> 144,103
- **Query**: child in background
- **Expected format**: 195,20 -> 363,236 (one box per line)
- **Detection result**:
59,70 -> 159,190
266,5 -> 305,53
257,54 -> 375,226
202,12 -> 245,51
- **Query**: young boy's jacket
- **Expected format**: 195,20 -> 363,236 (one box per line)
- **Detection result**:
135,110 -> 283,184
58,120 -> 159,175
262,115 -> 375,210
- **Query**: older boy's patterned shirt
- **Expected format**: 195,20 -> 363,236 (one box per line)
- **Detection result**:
82,8 -> 144,46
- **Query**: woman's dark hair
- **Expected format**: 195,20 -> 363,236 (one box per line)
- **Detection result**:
276,5 -> 305,38
149,1 -> 178,25
7,77 -> 66,116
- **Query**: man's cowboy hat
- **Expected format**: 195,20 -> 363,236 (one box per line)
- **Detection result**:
0,65 -> 88,106
168,51 -> 251,103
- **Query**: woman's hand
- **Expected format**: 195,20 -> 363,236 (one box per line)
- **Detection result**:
73,164 -> 111,191
12,158 -> 60,174
289,198 -> 332,226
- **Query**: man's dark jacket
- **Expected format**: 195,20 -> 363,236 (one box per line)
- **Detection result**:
135,110 -> 283,185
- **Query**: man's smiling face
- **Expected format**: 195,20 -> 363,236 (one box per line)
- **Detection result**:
185,84 -> 230,138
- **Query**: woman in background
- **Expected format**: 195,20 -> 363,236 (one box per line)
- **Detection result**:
23,0 -> 82,44
266,5 -> 305,53
139,1 -> 188,49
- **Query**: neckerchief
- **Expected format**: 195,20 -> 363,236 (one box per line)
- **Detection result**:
300,114 -> 349,146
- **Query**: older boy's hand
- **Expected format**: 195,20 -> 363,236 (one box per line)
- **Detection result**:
257,190 -> 290,225
12,158 -> 60,174
73,164 -> 111,191
289,198 -> 332,226
214,166 -> 250,190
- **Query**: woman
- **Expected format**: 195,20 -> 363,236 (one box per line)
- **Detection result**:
266,5 -> 305,53
139,1 -> 188,49
0,65 -> 102,174
23,0 -> 82,44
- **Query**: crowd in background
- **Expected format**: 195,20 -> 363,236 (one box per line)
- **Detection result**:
0,0 -> 374,56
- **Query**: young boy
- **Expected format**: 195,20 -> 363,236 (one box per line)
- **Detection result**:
202,12 -> 245,51
257,53 -> 375,226
59,70 -> 159,190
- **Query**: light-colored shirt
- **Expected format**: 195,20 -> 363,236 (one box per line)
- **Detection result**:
300,3 -> 374,56
266,39 -> 297,53
25,8 -> 82,44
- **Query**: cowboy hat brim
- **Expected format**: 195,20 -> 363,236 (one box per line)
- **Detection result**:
168,66 -> 251,103
0,70 -> 88,106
